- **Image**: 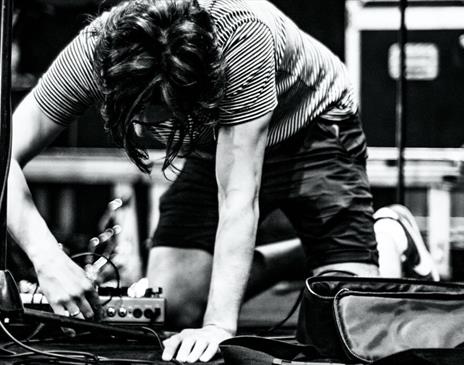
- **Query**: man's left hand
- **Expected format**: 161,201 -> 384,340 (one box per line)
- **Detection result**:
161,324 -> 233,363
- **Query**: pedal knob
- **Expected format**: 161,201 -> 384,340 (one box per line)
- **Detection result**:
144,308 -> 154,319
118,307 -> 127,317
133,308 -> 143,318
106,307 -> 116,317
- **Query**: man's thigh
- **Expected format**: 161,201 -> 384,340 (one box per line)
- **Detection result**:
152,156 -> 218,253
146,246 -> 213,327
262,115 -> 378,271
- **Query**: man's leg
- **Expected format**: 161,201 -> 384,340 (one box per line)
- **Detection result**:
312,262 -> 379,276
275,115 -> 380,277
251,205 -> 438,281
146,240 -> 307,328
280,206 -> 438,279
147,154 -> 310,328
146,155 -> 219,329
146,247 -> 212,329
247,238 -> 306,299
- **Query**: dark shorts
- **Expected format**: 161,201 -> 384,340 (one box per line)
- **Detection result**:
152,114 -> 379,270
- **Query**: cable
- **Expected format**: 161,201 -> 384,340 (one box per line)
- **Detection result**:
29,282 -> 40,304
261,271 -> 358,335
140,326 -> 164,350
1,257 -> 179,364
71,251 -> 121,306
139,327 -> 183,365
2,331 -> 92,350
25,283 -> 49,340
0,319 -> 179,365
13,359 -> 86,365
0,346 -> 15,355
1,313 -> 46,348
24,322 -> 46,341
28,252 -> 121,310
0,0 -> 14,271
260,287 -> 304,335
0,320 -> 100,363
12,357 -> 159,365
71,251 -> 121,289
23,283 -> 45,341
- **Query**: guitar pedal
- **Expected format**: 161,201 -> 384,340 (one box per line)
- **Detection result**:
21,289 -> 165,326
99,295 -> 165,325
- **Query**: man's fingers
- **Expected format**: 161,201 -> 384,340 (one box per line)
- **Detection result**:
49,303 -> 68,317
85,289 -> 102,321
199,342 -> 219,363
162,335 -> 182,361
186,339 -> 208,363
175,337 -> 196,362
64,303 -> 85,320
74,296 -> 94,320
46,290 -> 96,320
162,327 -> 228,363
49,297 -> 84,320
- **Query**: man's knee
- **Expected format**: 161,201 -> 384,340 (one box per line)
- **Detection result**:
165,293 -> 207,328
146,247 -> 213,328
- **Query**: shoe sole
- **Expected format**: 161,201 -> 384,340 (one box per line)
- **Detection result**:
375,205 -> 440,281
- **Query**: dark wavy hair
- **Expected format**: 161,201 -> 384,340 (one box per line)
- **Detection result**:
92,0 -> 225,173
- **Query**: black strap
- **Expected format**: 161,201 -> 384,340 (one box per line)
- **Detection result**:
314,269 -> 357,277
220,336 -> 321,365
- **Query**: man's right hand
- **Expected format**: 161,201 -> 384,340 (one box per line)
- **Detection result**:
33,246 -> 100,320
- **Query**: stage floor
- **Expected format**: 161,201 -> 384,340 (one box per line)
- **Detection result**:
0,281 -> 303,364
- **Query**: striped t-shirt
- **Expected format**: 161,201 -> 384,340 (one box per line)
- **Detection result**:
33,0 -> 358,148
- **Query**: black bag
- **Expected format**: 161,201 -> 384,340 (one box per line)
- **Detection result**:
296,276 -> 464,363
220,339 -> 464,365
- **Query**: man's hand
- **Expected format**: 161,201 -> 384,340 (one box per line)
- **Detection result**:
34,246 -> 100,320
162,324 -> 233,363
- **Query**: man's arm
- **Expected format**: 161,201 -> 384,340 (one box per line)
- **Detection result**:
204,111 -> 270,332
7,93 -> 97,319
162,111 -> 271,363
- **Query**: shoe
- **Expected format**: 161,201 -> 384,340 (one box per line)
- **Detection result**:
374,204 -> 440,281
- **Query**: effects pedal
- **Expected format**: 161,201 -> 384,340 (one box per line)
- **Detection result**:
99,295 -> 165,325
20,288 -> 165,326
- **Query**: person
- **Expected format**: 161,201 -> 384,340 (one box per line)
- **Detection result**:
7,0 -> 438,362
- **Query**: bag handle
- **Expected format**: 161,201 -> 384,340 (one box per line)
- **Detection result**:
314,270 -> 357,277
220,336 -> 321,365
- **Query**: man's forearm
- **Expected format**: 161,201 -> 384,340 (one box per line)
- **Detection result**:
7,160 -> 61,265
202,203 -> 258,333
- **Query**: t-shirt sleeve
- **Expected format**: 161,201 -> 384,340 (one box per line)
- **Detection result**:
32,20 -> 103,126
218,19 -> 277,125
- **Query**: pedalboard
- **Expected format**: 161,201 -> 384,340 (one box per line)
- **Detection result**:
20,291 -> 165,326
100,295 -> 165,325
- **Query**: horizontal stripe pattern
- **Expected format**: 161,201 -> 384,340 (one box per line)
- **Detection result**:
33,24 -> 102,126
33,0 -> 357,147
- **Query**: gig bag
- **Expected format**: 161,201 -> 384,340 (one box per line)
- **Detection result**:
296,276 -> 464,363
